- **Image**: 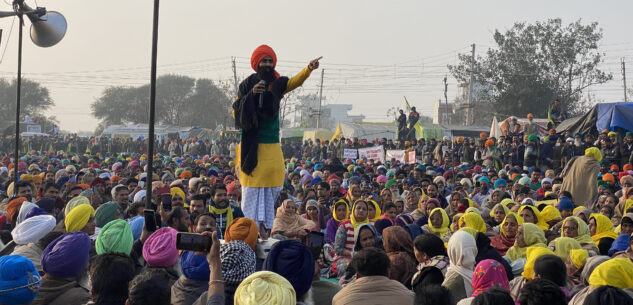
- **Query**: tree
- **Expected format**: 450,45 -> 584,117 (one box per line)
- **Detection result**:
91,74 -> 232,131
0,78 -> 54,122
448,19 -> 612,119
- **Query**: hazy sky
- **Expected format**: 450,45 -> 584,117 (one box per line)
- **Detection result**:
0,0 -> 631,132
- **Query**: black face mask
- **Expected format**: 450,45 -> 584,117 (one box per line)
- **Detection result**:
257,65 -> 276,83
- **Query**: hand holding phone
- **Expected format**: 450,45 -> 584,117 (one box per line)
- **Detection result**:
144,209 -> 158,232
177,232 -> 213,252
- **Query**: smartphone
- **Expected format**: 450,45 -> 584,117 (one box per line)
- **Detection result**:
475,181 -> 481,188
144,209 -> 158,232
306,231 -> 325,260
161,194 -> 172,212
176,233 -> 212,252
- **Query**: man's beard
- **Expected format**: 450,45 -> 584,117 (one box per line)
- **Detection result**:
257,66 -> 276,83
574,139 -> 582,147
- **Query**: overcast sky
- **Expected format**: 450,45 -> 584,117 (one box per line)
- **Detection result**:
0,0 -> 630,132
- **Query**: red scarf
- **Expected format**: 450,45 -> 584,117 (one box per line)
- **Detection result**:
490,233 -> 515,256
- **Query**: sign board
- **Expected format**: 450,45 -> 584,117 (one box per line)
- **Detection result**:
343,149 -> 358,159
358,145 -> 384,163
26,125 -> 41,133
386,150 -> 406,163
408,151 -> 416,164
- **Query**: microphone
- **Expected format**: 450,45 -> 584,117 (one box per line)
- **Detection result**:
258,80 -> 267,108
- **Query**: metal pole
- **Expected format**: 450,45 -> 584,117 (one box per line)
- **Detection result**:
622,58 -> 628,102
13,14 -> 23,182
317,69 -> 324,129
146,0 -> 159,210
467,44 -> 475,126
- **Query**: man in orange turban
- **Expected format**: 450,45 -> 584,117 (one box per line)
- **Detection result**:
233,45 -> 321,234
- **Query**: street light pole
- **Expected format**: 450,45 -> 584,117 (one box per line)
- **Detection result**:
13,13 -> 23,182
145,0 -> 159,210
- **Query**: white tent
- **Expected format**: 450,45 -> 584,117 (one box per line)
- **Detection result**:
338,122 -> 396,140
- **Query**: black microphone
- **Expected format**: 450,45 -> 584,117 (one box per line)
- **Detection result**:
258,80 -> 267,108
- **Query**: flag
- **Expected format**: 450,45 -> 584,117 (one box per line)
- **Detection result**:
547,105 -> 555,126
330,123 -> 342,142
404,96 -> 423,138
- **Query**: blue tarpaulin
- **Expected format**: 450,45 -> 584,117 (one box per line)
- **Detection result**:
596,103 -> 633,132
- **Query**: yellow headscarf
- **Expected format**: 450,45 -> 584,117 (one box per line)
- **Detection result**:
65,204 -> 95,232
458,212 -> 487,233
428,207 -> 450,237
584,147 -> 602,162
504,223 -> 547,262
368,200 -> 381,222
332,199 -> 350,222
489,203 -> 510,220
459,227 -> 479,239
551,237 -> 581,261
465,207 -> 481,215
65,196 -> 91,216
235,271 -> 296,305
569,249 -> 589,269
518,205 -> 549,231
522,246 -> 555,280
624,199 -> 633,212
451,213 -> 464,232
500,212 -> 524,238
590,213 -> 618,244
541,205 -> 562,224
573,206 -> 585,215
500,198 -> 516,208
350,200 -> 370,228
588,258 -> 633,289
561,216 -> 597,247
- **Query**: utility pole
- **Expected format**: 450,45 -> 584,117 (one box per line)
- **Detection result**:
622,57 -> 628,102
231,57 -> 239,96
467,43 -> 475,125
443,75 -> 448,105
317,69 -> 324,129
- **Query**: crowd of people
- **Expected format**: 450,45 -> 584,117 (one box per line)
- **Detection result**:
0,126 -> 631,305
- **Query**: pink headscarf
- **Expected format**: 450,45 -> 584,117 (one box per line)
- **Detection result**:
471,259 -> 509,297
142,227 -> 178,267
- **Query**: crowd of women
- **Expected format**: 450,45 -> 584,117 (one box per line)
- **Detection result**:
0,129 -> 632,305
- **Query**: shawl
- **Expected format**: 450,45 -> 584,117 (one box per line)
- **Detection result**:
562,216 -> 597,247
589,213 -> 618,244
428,207 -> 450,237
272,200 -> 314,236
541,205 -> 562,223
383,226 -> 417,286
521,246 -> 555,280
459,212 -> 487,233
518,205 -> 549,231
588,257 -> 633,289
209,202 -> 234,228
551,237 -> 581,260
491,213 -> 523,256
443,230 -> 477,297
368,200 -> 382,222
472,259 -> 510,297
332,199 -> 349,222
504,223 -> 547,262
561,155 -> 599,207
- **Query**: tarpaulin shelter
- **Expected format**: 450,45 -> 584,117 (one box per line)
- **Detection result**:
303,129 -> 334,142
333,122 -> 397,141
557,102 -> 633,138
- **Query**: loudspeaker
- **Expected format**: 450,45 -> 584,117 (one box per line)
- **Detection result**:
29,11 -> 66,48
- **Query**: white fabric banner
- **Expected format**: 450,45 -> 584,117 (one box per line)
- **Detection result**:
386,150 -> 406,163
358,145 -> 385,163
343,149 -> 358,159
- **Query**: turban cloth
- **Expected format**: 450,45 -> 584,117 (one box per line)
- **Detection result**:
221,241 -> 256,285
250,44 -> 280,79
65,204 -> 94,232
42,232 -> 91,278
25,207 -> 48,219
569,249 -> 589,269
588,257 -> 633,289
133,190 -> 147,203
95,201 -> 119,227
6,197 -> 27,224
234,271 -> 296,305
11,215 -> 56,245
263,240 -> 314,299
16,201 -> 37,225
90,177 -> 105,187
96,219 -> 133,255
188,178 -> 202,190
224,217 -> 258,250
494,179 -> 507,189
557,197 -> 574,211
64,195 -> 90,216
128,215 -> 145,241
35,198 -> 56,214
0,255 -> 41,305
143,227 -> 179,267
585,147 -> 602,162
181,251 -> 210,281
527,134 -> 538,142
170,186 -> 186,200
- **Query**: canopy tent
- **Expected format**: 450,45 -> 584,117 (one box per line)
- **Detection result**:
418,123 -> 445,140
556,102 -> 633,138
280,128 -> 307,139
497,117 -> 549,137
335,122 -> 397,140
441,124 -> 488,138
303,129 -> 334,142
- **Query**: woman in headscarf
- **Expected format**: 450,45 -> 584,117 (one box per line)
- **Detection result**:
549,237 -> 581,262
271,199 -> 314,241
325,199 -> 348,244
518,205 -> 549,231
421,207 -> 451,242
346,184 -> 361,204
541,205 -> 562,229
588,213 -> 618,255
487,203 -> 510,233
568,257 -> 633,305
509,246 -> 556,300
366,200 -> 381,222
504,223 -> 547,277
573,207 -> 592,224
382,226 -> 417,289
301,199 -> 321,232
458,212 -> 489,236
442,230 -> 478,303
565,249 -> 589,289
446,191 -> 464,219
560,216 -> 598,252
491,212 -> 523,256
482,189 -> 502,212
568,255 -> 610,296
333,198 -> 372,276
455,259 -> 510,305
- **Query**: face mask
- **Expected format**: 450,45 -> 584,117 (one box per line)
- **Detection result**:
555,143 -> 561,147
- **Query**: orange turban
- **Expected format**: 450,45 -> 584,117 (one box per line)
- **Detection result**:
479,132 -> 488,139
527,113 -> 534,119
251,44 -> 277,71
624,164 -> 633,172
602,173 -> 615,183
180,171 -> 192,180
224,217 -> 258,250
485,139 -> 494,147
6,197 -> 27,224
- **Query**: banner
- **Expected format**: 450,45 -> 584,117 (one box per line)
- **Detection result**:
343,149 -> 358,159
408,151 -> 416,164
358,145 -> 384,163
386,149 -> 405,163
